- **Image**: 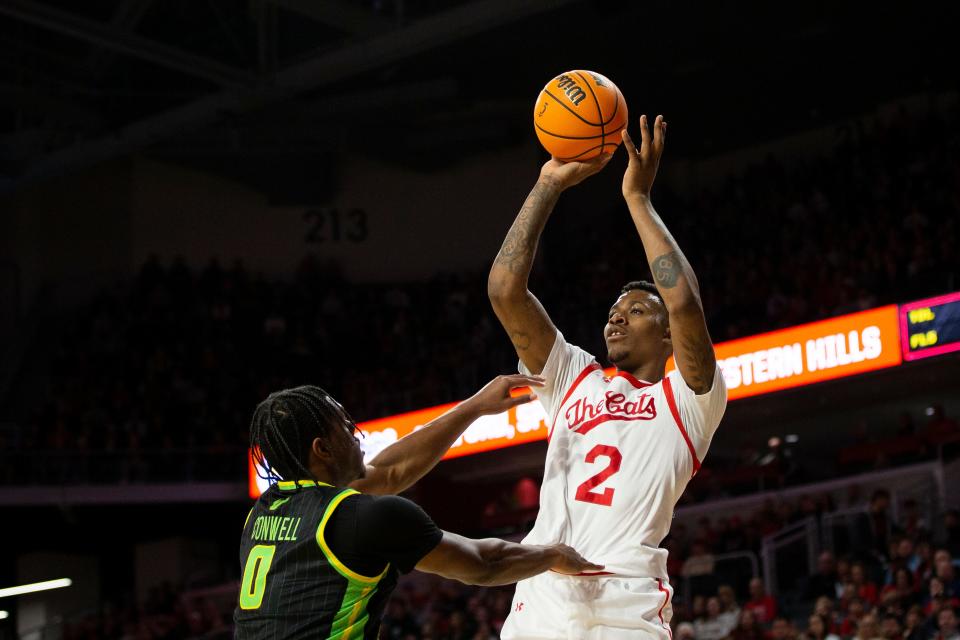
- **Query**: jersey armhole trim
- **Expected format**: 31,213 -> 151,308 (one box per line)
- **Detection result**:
661,376 -> 701,478
316,489 -> 390,585
549,362 -> 602,440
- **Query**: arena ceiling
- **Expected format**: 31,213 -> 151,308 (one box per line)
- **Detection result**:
0,0 -> 955,198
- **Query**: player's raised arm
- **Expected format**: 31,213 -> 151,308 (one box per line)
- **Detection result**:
620,115 -> 717,394
349,374 -> 544,496
416,532 -> 602,586
488,155 -> 612,374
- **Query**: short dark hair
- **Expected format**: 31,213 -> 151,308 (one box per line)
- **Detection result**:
249,385 -> 357,484
620,280 -> 663,303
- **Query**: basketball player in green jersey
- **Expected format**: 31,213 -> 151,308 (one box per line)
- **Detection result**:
235,374 -> 601,640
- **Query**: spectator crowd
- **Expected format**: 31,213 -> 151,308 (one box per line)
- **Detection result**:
665,543 -> 960,640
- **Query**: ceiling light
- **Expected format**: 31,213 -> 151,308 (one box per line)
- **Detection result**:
0,579 -> 72,599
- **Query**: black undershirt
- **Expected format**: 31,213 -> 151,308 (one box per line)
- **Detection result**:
324,493 -> 443,576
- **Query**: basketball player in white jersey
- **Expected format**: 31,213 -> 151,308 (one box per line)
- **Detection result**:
488,115 -> 728,639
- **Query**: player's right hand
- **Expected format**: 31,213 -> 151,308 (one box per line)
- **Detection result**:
538,153 -> 612,191
460,374 -> 546,417
547,544 -> 604,574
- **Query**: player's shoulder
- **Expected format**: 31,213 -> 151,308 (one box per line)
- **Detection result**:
328,494 -> 433,538
330,491 -> 420,515
352,493 -> 421,516
665,362 -> 727,398
554,331 -> 598,360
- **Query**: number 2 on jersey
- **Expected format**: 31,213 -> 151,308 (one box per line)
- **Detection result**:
574,444 -> 622,507
239,544 -> 276,610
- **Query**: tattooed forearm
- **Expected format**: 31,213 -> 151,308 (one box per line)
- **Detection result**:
650,250 -> 681,289
493,180 -> 560,275
488,180 -> 561,373
625,195 -> 715,393
674,329 -> 717,394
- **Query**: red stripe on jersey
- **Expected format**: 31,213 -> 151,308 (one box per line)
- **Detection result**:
571,413 -> 635,436
657,578 -> 673,639
549,569 -> 615,576
549,362 -> 602,440
612,369 -> 653,388
661,376 -> 701,477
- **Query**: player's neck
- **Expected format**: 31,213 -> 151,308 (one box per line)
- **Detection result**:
306,462 -> 341,487
626,360 -> 666,384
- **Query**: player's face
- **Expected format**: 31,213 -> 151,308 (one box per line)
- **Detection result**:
338,421 -> 366,481
603,290 -> 670,371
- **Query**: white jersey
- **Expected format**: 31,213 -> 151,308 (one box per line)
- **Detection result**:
520,332 -> 727,579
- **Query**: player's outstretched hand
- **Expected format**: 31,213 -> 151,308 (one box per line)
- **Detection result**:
547,544 -> 604,575
539,153 -> 613,191
621,114 -> 666,200
460,374 -> 545,417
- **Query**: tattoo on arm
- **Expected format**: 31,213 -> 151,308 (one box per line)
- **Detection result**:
490,183 -> 560,366
650,250 -> 681,289
674,327 -> 717,394
509,330 -> 531,351
493,181 -> 558,275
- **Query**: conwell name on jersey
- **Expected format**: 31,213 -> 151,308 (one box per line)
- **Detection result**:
564,390 -> 657,435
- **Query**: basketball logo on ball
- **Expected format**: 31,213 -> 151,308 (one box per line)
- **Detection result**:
533,70 -> 628,161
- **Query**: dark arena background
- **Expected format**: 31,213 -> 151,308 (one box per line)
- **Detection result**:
1,1 -> 959,639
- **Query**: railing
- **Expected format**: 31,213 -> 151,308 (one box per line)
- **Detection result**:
943,457 -> 960,510
820,506 -> 877,559
674,461 -> 946,530
689,458 -> 948,601
761,517 -> 818,599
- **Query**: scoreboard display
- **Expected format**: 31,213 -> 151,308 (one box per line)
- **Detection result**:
900,291 -> 960,361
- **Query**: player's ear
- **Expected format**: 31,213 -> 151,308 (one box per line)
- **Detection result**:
310,437 -> 333,461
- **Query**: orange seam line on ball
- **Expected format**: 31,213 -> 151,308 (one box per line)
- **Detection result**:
556,142 -> 622,161
534,122 -> 607,140
602,90 -> 622,127
573,71 -> 605,151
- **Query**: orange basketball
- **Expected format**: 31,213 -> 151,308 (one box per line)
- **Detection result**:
533,70 -> 628,161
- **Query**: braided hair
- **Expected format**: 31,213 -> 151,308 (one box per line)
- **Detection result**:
249,385 -> 359,484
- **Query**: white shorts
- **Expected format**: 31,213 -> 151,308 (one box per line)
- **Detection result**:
501,572 -> 674,640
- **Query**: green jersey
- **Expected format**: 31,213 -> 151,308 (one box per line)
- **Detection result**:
234,479 -> 440,640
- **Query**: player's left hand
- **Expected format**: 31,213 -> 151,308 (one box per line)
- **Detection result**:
621,114 -> 666,200
460,374 -> 545,417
